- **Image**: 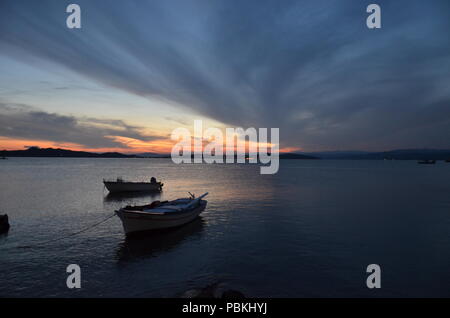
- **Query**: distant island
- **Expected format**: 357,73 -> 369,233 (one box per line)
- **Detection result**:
1,147 -> 450,160
304,149 -> 450,161
0,147 -> 139,158
279,153 -> 318,160
0,147 -> 317,159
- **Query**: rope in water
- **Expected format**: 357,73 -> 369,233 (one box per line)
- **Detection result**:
18,213 -> 116,249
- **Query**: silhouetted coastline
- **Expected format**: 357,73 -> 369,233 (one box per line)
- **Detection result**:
2,146 -> 450,160
0,147 -> 140,158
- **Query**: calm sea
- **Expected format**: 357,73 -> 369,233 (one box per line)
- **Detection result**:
1,158 -> 450,297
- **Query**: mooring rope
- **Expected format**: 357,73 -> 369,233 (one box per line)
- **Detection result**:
18,213 -> 116,249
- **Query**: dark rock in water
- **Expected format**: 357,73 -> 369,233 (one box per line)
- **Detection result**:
0,214 -> 10,233
181,282 -> 245,298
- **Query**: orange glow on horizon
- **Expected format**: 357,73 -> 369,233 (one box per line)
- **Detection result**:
1,136 -> 302,154
0,137 -> 175,154
279,146 -> 302,153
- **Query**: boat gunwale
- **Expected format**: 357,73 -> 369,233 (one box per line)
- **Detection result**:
103,181 -> 163,185
119,209 -> 203,222
117,200 -> 207,216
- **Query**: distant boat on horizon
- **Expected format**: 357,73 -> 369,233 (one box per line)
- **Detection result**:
418,159 -> 436,164
0,214 -> 10,234
103,177 -> 163,193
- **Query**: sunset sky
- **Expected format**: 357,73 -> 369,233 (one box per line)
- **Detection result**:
1,0 -> 450,153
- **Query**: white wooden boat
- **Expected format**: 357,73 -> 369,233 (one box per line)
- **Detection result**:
115,193 -> 208,235
103,177 -> 163,193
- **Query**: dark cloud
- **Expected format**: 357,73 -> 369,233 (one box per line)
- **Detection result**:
0,0 -> 449,150
0,103 -> 160,148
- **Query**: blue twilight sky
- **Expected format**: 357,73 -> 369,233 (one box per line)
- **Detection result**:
0,0 -> 449,152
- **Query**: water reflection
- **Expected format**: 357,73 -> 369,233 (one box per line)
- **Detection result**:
115,217 -> 205,261
103,191 -> 161,203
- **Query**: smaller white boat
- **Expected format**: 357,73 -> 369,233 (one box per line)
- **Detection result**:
115,192 -> 208,235
103,177 -> 163,193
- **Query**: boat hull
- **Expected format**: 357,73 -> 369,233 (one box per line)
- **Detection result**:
104,181 -> 162,193
116,201 -> 207,235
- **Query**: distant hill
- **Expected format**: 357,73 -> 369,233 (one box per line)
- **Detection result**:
304,149 -> 450,160
279,153 -> 319,159
135,152 -> 171,158
2,147 -> 449,161
189,152 -> 319,160
0,147 -> 137,158
0,148 -> 316,159
303,150 -> 371,159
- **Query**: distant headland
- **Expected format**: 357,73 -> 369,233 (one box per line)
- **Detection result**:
305,149 -> 450,161
0,147 -> 317,160
0,147 -> 140,158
